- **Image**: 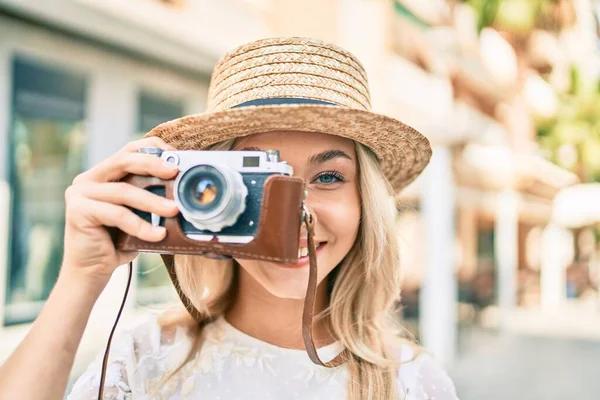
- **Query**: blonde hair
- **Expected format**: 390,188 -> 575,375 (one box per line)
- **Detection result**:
155,137 -> 417,399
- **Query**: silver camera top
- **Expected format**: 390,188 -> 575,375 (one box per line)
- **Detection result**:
158,149 -> 293,176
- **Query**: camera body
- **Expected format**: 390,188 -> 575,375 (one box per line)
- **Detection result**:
136,148 -> 293,244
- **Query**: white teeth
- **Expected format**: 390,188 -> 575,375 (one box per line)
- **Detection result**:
298,243 -> 323,258
298,247 -> 309,258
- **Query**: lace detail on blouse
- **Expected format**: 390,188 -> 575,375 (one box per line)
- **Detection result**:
67,315 -> 458,399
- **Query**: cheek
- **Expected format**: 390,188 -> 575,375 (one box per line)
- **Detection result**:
331,200 -> 360,240
315,185 -> 361,247
233,185 -> 361,300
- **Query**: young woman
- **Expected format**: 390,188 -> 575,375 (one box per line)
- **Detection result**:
0,37 -> 458,400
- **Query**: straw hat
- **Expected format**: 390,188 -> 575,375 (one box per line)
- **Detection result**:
145,37 -> 432,192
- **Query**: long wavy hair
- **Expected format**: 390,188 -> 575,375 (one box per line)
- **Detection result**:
154,136 -> 418,400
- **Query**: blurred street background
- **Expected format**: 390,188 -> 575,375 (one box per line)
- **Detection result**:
1,0 -> 600,399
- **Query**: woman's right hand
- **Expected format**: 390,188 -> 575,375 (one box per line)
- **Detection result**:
61,137 -> 180,285
0,137 -> 180,400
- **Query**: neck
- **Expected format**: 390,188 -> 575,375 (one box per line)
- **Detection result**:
225,266 -> 334,350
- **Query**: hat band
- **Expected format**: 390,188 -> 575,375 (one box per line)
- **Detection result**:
232,97 -> 339,108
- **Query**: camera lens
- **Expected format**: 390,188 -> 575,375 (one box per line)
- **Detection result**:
192,178 -> 218,207
179,166 -> 225,213
175,164 -> 248,232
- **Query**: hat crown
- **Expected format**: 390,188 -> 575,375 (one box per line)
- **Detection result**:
207,37 -> 371,112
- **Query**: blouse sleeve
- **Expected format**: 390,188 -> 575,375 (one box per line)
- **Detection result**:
67,314 -> 192,400
396,346 -> 459,399
66,330 -> 136,400
412,353 -> 459,399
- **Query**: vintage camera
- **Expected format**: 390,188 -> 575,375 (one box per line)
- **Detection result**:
113,147 -> 305,262
136,147 -> 293,244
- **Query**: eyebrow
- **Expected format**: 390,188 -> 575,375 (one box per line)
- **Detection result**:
308,149 -> 353,164
238,147 -> 353,164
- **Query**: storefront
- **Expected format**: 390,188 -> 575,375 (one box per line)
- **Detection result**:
0,9 -> 221,378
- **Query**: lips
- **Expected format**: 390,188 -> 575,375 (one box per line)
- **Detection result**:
297,242 -> 322,258
276,242 -> 327,269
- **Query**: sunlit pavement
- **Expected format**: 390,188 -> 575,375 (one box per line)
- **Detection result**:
450,325 -> 600,400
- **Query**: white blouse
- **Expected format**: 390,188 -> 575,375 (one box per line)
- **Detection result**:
67,314 -> 458,399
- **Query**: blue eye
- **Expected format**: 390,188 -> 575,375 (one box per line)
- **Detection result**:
314,171 -> 344,184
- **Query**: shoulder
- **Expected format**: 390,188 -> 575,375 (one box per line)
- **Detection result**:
99,312 -> 196,364
395,344 -> 459,399
121,312 -> 198,369
68,312 -> 197,399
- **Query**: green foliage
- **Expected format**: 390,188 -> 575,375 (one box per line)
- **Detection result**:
467,0 -> 596,181
465,0 -> 502,32
496,0 -> 538,34
466,0 -> 563,34
536,66 -> 600,182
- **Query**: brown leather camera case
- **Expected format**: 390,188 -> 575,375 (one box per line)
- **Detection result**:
114,174 -> 305,263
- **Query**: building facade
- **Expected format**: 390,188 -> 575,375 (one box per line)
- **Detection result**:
0,0 -> 269,382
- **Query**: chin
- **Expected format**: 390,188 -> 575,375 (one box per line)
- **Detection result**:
236,254 -> 337,300
260,273 -> 311,299
265,286 -> 307,300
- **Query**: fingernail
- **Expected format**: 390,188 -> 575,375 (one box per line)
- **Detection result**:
154,226 -> 166,235
162,160 -> 179,170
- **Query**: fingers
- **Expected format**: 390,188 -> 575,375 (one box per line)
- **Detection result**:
67,194 -> 167,242
84,152 -> 179,183
73,137 -> 177,184
78,182 -> 179,218
120,136 -> 176,154
90,199 -> 167,242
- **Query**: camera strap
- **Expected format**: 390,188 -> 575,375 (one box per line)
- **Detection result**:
301,208 -> 347,368
97,261 -> 133,400
97,210 -> 346,399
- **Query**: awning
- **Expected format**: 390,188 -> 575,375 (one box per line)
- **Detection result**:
387,55 -> 506,146
399,144 -> 578,224
455,143 -> 578,195
0,0 -> 269,75
552,184 -> 600,228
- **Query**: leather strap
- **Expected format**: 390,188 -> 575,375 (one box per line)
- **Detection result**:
98,261 -> 133,400
301,206 -> 347,368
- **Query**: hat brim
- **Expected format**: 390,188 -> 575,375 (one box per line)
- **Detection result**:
144,103 -> 431,192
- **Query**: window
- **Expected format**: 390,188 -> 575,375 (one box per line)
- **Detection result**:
477,227 -> 495,272
135,91 -> 184,305
5,57 -> 87,325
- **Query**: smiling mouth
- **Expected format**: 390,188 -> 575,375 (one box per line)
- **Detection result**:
297,242 -> 323,258
276,242 -> 327,269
